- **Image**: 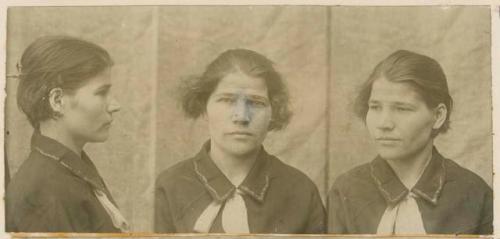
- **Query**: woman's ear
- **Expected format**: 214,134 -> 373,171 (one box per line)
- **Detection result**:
432,103 -> 447,130
48,87 -> 64,117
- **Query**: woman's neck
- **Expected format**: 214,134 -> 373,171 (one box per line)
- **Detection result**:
39,120 -> 84,158
385,141 -> 434,189
209,143 -> 259,186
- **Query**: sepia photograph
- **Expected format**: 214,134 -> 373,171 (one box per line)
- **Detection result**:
2,2 -> 494,237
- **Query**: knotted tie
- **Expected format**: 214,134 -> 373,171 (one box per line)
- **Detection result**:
377,192 -> 426,234
222,189 -> 250,232
194,188 -> 250,233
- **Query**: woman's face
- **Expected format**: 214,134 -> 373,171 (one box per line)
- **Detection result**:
206,71 -> 272,158
366,77 -> 442,161
61,69 -> 121,144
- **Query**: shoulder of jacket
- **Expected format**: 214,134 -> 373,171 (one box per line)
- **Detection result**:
155,158 -> 195,188
267,155 -> 319,191
444,157 -> 492,193
330,162 -> 372,192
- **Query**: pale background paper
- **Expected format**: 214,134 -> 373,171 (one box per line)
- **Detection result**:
0,1 -> 498,238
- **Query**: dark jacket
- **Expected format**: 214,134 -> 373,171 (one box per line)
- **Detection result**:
155,141 -> 326,233
327,147 -> 493,235
6,132 -> 122,232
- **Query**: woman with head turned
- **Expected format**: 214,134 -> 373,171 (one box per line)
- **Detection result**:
6,36 -> 128,232
155,49 -> 326,233
327,50 -> 492,235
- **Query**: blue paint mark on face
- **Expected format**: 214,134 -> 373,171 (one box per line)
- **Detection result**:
231,91 -> 253,123
206,71 -> 272,157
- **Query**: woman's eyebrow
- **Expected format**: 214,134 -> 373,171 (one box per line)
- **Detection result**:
95,84 -> 111,92
247,95 -> 269,101
392,101 -> 415,107
212,92 -> 269,103
368,99 -> 414,106
213,92 -> 235,97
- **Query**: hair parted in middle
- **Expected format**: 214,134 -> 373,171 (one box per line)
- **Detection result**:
179,48 -> 292,131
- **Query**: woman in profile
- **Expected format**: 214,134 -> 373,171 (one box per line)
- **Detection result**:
155,49 -> 325,233
327,50 -> 492,234
6,36 -> 129,232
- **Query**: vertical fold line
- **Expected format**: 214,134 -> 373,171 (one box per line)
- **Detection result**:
324,6 -> 332,199
148,6 -> 159,231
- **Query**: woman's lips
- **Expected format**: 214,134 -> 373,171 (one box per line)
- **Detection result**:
227,131 -> 253,136
226,131 -> 254,139
376,137 -> 400,145
101,121 -> 113,129
376,137 -> 400,141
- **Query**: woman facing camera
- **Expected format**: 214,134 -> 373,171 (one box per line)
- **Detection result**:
327,50 -> 492,234
155,49 -> 325,233
6,36 -> 128,232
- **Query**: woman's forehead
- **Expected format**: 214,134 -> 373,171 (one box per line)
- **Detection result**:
79,69 -> 112,90
213,72 -> 268,96
369,78 -> 424,103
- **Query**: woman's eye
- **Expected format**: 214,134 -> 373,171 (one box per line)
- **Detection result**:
396,107 -> 412,112
249,100 -> 267,107
96,90 -> 109,96
218,97 -> 234,103
368,105 -> 381,111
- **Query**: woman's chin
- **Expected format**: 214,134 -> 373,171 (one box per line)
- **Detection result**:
85,133 -> 110,143
378,149 -> 406,162
224,142 -> 259,157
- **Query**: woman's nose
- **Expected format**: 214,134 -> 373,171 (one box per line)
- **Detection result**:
107,97 -> 121,113
377,111 -> 395,131
231,98 -> 251,124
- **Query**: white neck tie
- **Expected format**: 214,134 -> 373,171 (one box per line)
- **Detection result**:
222,189 -> 250,233
377,192 -> 426,234
194,189 -> 250,233
94,190 -> 130,232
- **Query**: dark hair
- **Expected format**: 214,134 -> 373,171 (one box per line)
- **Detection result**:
17,35 -> 114,129
179,48 -> 292,131
355,50 -> 453,135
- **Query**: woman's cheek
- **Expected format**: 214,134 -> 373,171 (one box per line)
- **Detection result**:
84,99 -> 105,120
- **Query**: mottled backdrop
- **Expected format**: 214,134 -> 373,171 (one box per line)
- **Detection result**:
5,6 -> 491,232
